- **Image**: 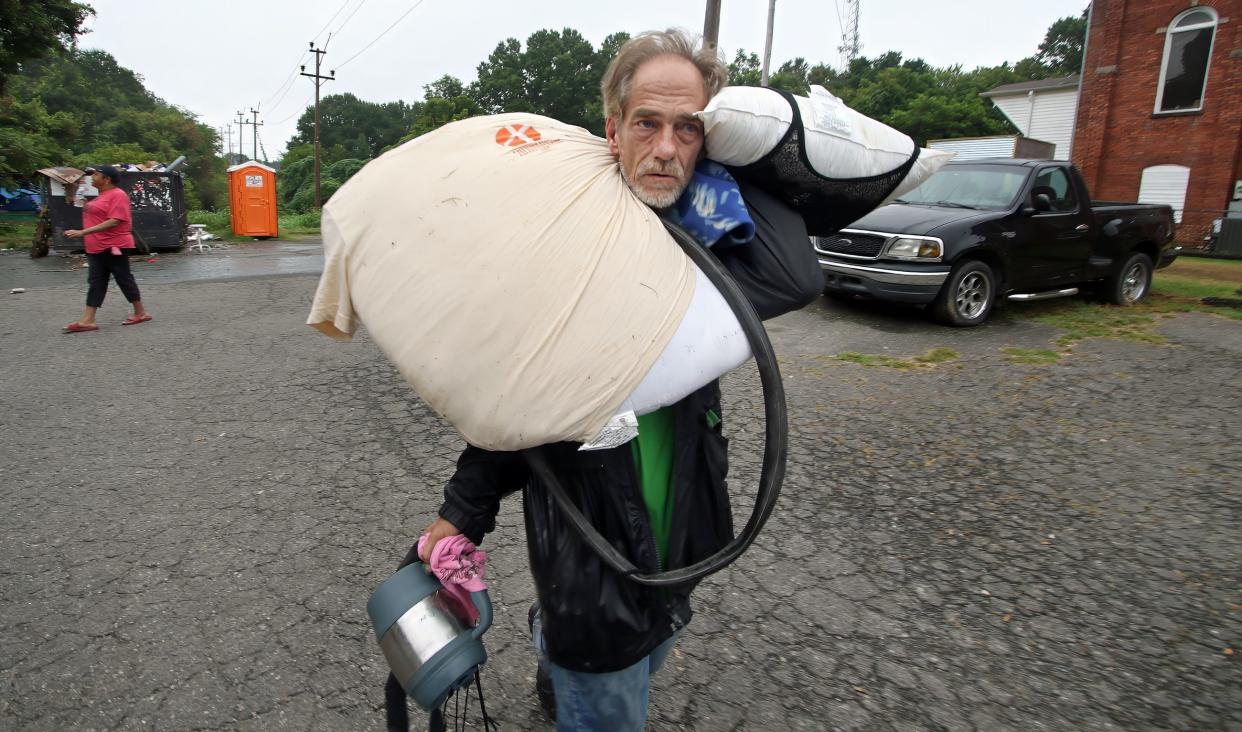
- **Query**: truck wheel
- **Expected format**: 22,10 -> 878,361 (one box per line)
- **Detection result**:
932,260 -> 996,327
1106,252 -> 1152,305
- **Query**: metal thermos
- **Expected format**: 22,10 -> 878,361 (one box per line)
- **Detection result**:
367,562 -> 493,711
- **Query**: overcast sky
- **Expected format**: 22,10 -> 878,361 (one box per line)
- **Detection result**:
80,0 -> 1088,160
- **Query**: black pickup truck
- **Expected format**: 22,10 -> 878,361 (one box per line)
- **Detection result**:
814,159 -> 1181,326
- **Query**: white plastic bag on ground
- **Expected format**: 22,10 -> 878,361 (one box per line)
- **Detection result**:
307,113 -> 749,451
697,85 -> 953,233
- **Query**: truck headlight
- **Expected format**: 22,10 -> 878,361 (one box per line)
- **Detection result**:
884,237 -> 943,260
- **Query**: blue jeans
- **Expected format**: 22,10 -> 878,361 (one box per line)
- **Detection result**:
531,609 -> 680,732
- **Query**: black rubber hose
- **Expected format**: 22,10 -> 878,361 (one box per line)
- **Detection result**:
522,221 -> 788,587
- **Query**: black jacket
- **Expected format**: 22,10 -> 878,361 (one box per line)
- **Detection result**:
437,180 -> 821,672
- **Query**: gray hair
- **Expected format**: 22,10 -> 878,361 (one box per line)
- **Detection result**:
600,29 -> 728,122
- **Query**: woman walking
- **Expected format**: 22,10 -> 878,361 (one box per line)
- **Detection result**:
63,165 -> 151,333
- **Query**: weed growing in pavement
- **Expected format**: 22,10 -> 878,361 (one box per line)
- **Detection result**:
836,348 -> 959,369
913,347 -> 959,364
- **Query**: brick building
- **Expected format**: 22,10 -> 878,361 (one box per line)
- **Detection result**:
1073,0 -> 1242,245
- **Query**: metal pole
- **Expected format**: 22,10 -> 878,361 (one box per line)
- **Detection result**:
250,107 -> 263,163
761,0 -> 776,87
702,0 -> 722,52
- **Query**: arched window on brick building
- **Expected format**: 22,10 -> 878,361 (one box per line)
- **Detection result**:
1155,7 -> 1218,114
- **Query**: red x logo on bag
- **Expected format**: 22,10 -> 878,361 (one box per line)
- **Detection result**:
495,124 -> 542,147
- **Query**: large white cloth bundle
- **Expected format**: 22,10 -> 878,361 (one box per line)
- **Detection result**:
307,113 -> 749,451
697,85 -> 953,234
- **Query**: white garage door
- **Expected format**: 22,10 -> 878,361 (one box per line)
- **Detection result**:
1138,164 -> 1190,223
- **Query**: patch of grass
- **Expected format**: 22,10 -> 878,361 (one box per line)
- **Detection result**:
913,347 -> 959,364
186,209 -> 322,241
837,347 -> 959,370
279,211 -> 321,239
1001,347 -> 1063,365
1021,300 -> 1167,347
836,352 -> 916,369
1154,259 -> 1242,307
0,219 -> 36,250
1010,258 -> 1242,345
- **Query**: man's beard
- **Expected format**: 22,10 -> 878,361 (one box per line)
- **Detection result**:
620,159 -> 687,209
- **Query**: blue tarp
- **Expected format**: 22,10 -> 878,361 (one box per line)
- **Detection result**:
0,187 -> 41,212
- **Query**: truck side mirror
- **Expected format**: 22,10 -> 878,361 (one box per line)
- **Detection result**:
1032,193 -> 1053,212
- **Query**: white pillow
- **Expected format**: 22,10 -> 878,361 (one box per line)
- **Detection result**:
698,84 -> 952,197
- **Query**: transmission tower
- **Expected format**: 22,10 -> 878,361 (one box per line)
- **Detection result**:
838,0 -> 861,70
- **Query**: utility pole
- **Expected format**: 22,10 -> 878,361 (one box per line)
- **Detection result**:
224,124 -> 233,159
236,111 -> 247,160
761,0 -> 776,86
702,0 -> 722,53
300,41 -> 335,208
249,106 -> 264,163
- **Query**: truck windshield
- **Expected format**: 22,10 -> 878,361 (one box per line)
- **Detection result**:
895,166 -> 1029,210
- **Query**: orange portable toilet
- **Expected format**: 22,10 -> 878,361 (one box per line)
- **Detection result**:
227,161 -> 278,238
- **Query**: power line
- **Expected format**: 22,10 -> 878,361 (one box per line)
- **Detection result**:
270,95 -> 314,126
268,37 -> 327,113
336,0 -> 428,70
266,68 -> 305,113
332,0 -> 370,40
311,0 -> 355,43
262,49 -> 312,107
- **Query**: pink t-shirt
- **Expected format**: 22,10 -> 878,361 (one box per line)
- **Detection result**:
82,187 -> 134,254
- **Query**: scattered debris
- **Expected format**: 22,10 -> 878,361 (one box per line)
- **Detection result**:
10,288 -> 26,294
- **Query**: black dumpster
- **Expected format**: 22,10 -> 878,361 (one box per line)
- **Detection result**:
41,170 -> 188,253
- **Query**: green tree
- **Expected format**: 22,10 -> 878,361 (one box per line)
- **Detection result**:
401,94 -> 481,143
290,93 -> 414,158
396,74 -> 482,144
728,50 -> 762,87
4,48 -> 225,206
472,28 -> 616,134
769,58 -> 811,95
0,96 -> 64,183
0,0 -> 93,95
1036,8 -> 1089,75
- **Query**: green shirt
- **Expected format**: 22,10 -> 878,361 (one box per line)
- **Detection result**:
630,407 -> 676,569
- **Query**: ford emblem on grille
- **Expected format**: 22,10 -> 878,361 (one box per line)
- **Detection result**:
839,238 -> 852,246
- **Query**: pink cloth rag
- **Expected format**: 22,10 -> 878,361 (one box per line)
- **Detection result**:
417,534 -> 488,592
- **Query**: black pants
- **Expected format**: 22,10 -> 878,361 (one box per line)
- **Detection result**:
86,252 -> 141,308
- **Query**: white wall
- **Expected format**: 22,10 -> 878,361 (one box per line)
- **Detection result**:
927,136 -> 1018,160
990,88 -> 1079,160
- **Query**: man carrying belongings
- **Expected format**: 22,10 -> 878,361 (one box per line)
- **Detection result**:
417,29 -> 822,730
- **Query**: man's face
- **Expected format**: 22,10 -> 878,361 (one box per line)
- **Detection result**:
89,171 -> 106,188
606,55 -> 708,209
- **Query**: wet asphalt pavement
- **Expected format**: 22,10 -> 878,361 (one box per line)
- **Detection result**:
0,249 -> 1239,730
0,239 -> 325,293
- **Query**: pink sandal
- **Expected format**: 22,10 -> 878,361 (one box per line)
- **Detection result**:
122,314 -> 153,326
63,322 -> 99,333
